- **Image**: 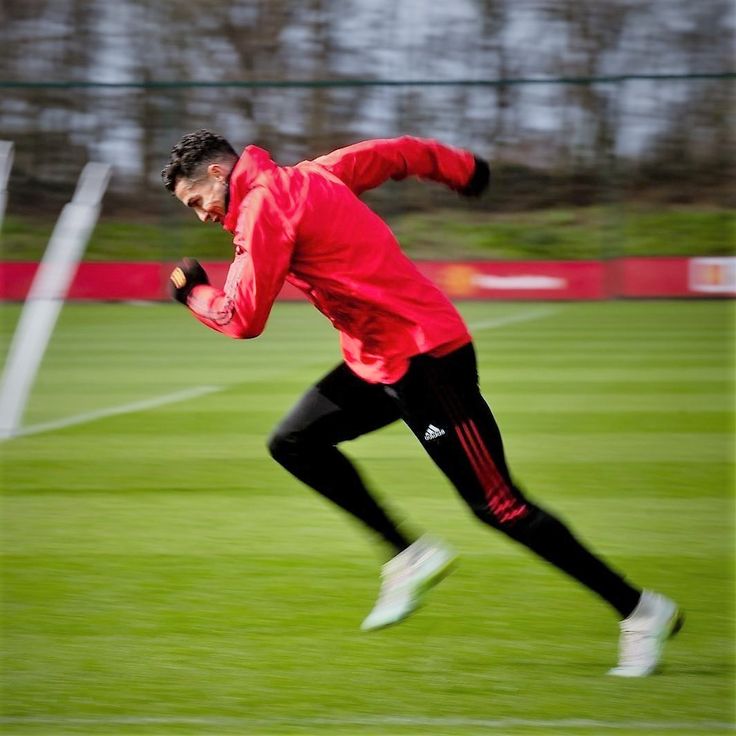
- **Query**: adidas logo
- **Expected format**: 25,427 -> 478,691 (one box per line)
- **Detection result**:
423,424 -> 446,441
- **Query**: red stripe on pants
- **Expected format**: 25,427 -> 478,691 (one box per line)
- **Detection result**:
454,419 -> 528,524
432,378 -> 528,525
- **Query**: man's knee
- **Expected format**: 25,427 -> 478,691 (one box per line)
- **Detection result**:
267,427 -> 297,465
267,424 -> 319,466
470,500 -> 547,539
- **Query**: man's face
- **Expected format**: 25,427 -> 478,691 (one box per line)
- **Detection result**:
174,163 -> 231,225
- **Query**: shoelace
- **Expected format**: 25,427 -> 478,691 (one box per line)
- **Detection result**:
374,543 -> 443,606
619,628 -> 653,667
375,560 -> 416,605
410,546 -> 436,568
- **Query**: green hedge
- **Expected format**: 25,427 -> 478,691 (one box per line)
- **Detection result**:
1,205 -> 733,261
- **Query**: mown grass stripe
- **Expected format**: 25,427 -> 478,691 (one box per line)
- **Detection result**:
0,715 -> 732,731
4,386 -> 222,441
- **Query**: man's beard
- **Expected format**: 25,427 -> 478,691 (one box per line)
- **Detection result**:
223,177 -> 231,213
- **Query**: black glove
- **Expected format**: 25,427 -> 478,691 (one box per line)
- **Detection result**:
169,258 -> 209,305
459,155 -> 490,197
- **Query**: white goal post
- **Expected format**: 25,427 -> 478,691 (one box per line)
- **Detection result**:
0,141 -> 13,230
0,161 -> 111,440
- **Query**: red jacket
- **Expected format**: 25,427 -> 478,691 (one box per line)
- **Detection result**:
187,136 -> 475,384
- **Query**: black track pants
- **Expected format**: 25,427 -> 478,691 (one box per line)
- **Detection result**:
268,343 -> 640,617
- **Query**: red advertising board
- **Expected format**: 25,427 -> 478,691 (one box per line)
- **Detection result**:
610,257 -> 736,297
419,260 -> 605,300
1,257 -> 734,301
686,257 -> 736,297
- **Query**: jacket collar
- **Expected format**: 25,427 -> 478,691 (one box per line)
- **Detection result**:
223,145 -> 277,233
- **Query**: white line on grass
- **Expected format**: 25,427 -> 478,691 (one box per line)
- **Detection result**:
469,305 -> 562,333
2,385 -> 222,442
0,715 -> 731,731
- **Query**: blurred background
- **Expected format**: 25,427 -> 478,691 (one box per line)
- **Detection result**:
1,3 -> 735,733
0,0 -> 733,264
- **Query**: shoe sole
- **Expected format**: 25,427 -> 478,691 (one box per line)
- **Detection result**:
670,611 -> 685,638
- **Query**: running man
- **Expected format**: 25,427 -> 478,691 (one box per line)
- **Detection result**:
161,130 -> 682,676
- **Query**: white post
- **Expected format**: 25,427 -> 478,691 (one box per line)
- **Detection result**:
0,141 -> 14,230
0,162 -> 111,440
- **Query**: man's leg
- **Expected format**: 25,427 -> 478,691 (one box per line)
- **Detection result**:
388,343 -> 682,674
268,363 -> 458,631
267,363 -> 412,553
387,343 -> 642,617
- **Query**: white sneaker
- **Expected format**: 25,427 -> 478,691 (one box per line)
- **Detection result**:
608,590 -> 684,677
361,536 -> 457,631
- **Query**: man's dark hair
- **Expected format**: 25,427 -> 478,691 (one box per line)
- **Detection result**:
161,129 -> 238,193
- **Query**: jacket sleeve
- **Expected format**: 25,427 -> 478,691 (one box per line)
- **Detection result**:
185,188 -> 295,339
312,136 -> 477,196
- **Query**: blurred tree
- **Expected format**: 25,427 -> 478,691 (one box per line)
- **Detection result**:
636,0 -> 734,200
0,0 -> 732,213
544,0 -> 628,171
473,0 -> 519,153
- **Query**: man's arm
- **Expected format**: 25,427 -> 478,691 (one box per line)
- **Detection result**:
313,136 -> 489,197
173,189 -> 295,339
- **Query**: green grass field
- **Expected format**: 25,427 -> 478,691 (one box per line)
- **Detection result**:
0,300 -> 734,736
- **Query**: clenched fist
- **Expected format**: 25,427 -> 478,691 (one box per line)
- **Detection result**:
169,258 -> 209,305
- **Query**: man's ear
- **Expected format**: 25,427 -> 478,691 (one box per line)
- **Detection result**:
207,162 -> 229,182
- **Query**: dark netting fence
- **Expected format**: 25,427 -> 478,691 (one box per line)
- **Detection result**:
0,75 -> 734,261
